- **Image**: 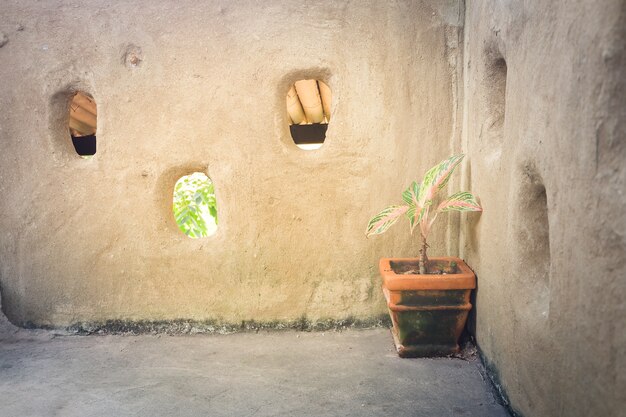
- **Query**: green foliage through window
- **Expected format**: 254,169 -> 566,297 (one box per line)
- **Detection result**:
173,172 -> 218,238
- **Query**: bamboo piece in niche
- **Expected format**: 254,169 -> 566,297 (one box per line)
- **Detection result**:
72,92 -> 97,115
318,81 -> 331,123
286,85 -> 307,125
69,117 -> 95,136
69,92 -> 97,136
294,79 -> 324,124
69,105 -> 96,131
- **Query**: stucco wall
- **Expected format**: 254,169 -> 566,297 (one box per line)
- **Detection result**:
3,1 -> 624,414
0,0 -> 464,327
461,1 -> 626,416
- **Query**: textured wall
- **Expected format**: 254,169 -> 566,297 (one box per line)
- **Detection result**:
0,0 -> 464,327
461,1 -> 626,416
4,2 -> 623,414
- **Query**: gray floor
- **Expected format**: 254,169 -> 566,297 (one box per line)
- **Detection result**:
0,326 -> 510,417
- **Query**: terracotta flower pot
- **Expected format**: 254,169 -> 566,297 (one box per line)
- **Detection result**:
379,256 -> 476,358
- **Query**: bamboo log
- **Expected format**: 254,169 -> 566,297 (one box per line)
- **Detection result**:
69,92 -> 97,136
318,81 -> 331,123
286,85 -> 307,125
72,92 -> 97,115
70,107 -> 97,132
70,105 -> 96,129
294,79 -> 324,124
69,117 -> 96,136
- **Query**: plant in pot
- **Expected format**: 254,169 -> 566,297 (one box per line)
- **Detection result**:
366,154 -> 482,357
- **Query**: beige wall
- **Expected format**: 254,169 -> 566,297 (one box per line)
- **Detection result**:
461,1 -> 626,416
2,1 -> 625,415
0,1 -> 464,327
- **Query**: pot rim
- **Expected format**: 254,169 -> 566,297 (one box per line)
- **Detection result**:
379,256 -> 476,290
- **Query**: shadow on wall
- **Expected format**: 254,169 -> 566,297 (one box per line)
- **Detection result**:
483,57 -> 507,136
477,48 -> 508,174
514,162 -> 551,321
0,289 -> 18,336
466,54 -> 508,339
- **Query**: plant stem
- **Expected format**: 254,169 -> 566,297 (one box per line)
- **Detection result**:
419,233 -> 429,274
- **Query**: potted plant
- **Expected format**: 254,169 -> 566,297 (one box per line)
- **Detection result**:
366,154 -> 482,357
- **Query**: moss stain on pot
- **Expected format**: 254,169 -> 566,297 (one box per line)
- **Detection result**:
380,257 -> 476,357
396,310 -> 462,346
399,290 -> 467,307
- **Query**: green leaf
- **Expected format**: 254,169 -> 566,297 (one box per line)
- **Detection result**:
402,189 -> 413,205
415,204 -> 429,225
403,182 -> 419,227
407,205 -> 417,230
365,205 -> 409,237
172,172 -> 218,238
418,154 -> 465,206
402,181 -> 420,205
437,191 -> 482,212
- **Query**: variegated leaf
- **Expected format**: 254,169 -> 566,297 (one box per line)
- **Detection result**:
402,189 -> 413,205
365,205 -> 409,237
418,154 -> 465,205
403,181 -> 422,232
415,203 -> 430,226
413,181 -> 419,197
402,181 -> 420,205
407,205 -> 417,230
437,191 -> 482,212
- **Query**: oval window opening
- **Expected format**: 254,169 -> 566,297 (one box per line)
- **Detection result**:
286,79 -> 331,150
69,92 -> 97,158
173,172 -> 218,238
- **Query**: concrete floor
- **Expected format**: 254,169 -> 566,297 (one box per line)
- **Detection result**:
0,325 -> 510,417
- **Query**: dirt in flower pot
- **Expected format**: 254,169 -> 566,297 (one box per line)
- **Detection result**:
390,259 -> 459,275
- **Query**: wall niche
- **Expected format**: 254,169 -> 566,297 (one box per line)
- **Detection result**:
484,57 -> 507,135
515,162 -> 551,319
286,79 -> 331,150
172,172 -> 218,238
68,92 -> 97,157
